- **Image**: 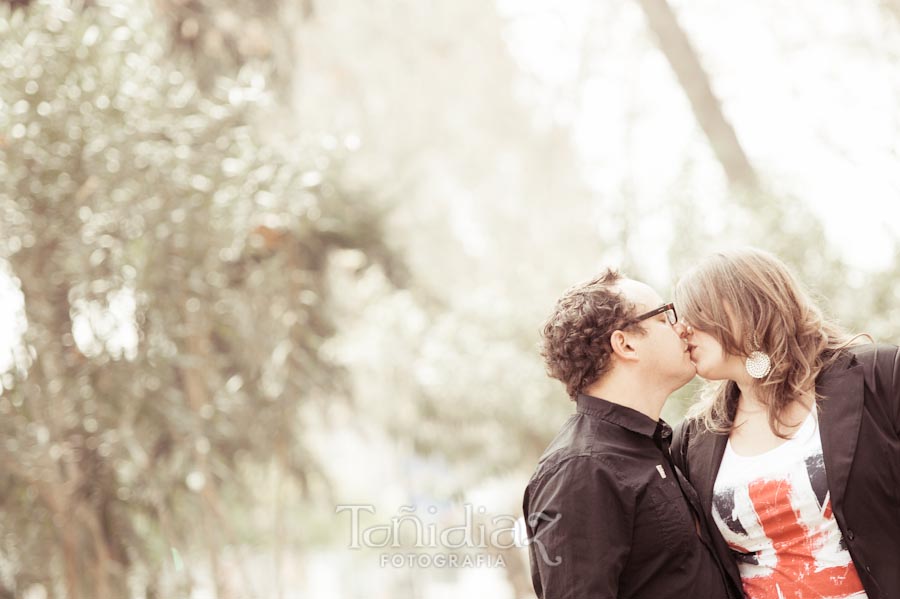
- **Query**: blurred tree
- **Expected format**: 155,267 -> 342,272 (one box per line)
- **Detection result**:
302,0 -> 607,479
299,3 -> 621,595
155,0 -> 309,103
0,1 -> 398,597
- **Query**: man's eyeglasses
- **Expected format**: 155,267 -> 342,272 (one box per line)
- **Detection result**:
633,302 -> 678,326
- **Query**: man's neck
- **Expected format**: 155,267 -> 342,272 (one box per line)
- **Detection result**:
582,371 -> 670,421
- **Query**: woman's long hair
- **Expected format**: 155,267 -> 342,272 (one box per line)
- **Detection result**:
674,248 -> 863,436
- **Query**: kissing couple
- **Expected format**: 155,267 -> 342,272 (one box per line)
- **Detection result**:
523,247 -> 899,599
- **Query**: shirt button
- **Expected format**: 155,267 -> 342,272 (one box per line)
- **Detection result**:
846,530 -> 855,540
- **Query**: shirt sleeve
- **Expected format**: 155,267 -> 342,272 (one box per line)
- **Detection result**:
523,455 -> 634,599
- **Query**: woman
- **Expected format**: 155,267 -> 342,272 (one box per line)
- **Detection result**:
670,248 -> 900,599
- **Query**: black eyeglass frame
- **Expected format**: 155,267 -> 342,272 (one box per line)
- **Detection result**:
632,302 -> 678,326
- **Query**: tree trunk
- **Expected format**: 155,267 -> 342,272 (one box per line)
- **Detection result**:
883,0 -> 900,23
634,0 -> 759,191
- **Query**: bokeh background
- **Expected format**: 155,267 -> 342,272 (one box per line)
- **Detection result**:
2,0 -> 900,597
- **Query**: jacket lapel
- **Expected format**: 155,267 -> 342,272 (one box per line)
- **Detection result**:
816,354 -> 865,513
688,424 -> 738,594
691,429 -> 728,515
691,383 -> 736,516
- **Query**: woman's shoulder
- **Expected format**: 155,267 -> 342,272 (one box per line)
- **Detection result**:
841,342 -> 900,399
845,341 -> 898,357
844,342 -> 900,373
672,415 -> 712,458
674,413 -> 722,442
673,415 -> 703,439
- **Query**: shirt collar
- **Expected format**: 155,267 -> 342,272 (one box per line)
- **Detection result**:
576,393 -> 672,443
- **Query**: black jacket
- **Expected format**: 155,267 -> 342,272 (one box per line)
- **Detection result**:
671,344 -> 900,599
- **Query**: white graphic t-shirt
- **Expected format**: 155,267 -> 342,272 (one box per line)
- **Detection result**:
712,409 -> 867,599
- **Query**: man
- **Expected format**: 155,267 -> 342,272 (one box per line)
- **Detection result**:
523,269 -> 737,599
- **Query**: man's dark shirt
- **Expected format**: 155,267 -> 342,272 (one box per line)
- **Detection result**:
522,394 -> 734,599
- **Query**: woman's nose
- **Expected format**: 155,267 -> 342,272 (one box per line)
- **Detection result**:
674,323 -> 693,338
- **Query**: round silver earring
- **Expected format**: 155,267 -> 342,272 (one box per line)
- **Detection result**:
745,350 -> 771,378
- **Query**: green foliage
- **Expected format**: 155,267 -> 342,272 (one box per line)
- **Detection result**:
0,1 -> 394,596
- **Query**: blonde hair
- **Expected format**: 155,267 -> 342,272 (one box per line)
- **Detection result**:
674,248 -> 862,437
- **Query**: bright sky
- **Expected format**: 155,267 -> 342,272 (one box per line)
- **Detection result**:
0,269 -> 24,376
498,0 -> 900,274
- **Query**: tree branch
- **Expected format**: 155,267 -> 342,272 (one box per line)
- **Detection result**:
634,0 -> 759,190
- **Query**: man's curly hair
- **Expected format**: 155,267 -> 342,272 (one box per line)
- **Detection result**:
539,269 -> 645,399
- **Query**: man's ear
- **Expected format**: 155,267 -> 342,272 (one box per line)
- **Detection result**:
609,330 -> 639,361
